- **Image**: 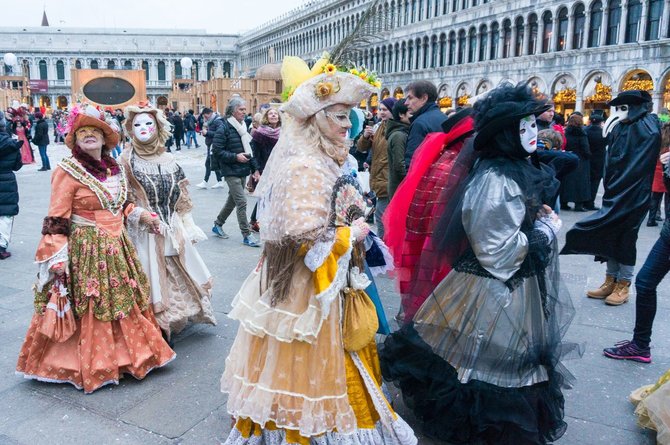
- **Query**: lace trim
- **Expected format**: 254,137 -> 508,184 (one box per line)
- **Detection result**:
227,373 -> 350,402
223,418 -> 417,445
35,243 -> 68,292
181,212 -> 207,243
305,232 -> 336,272
59,158 -> 128,216
131,152 -> 181,175
315,240 -> 353,319
367,237 -> 395,277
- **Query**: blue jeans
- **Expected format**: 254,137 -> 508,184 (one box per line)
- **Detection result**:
185,131 -> 198,147
633,235 -> 670,348
38,145 -> 50,169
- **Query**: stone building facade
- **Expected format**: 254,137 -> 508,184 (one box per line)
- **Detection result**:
239,0 -> 670,116
0,27 -> 238,109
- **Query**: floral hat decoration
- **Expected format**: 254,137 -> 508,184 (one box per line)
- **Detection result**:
64,104 -> 119,151
280,0 -> 384,121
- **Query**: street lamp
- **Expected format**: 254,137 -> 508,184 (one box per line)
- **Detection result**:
3,52 -> 17,75
180,57 -> 193,79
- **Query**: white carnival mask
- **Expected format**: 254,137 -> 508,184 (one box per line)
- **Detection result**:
132,113 -> 157,143
519,114 -> 538,153
603,105 -> 629,137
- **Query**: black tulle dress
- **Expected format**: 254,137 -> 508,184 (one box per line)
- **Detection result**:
380,157 -> 580,445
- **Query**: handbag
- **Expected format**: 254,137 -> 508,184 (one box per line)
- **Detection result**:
342,286 -> 379,352
38,275 -> 76,343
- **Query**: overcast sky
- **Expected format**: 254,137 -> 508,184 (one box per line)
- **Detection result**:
2,0 -> 309,34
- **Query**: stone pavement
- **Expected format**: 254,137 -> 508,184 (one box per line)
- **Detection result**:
0,138 -> 666,445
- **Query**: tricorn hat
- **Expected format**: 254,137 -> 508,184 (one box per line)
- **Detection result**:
607,90 -> 652,107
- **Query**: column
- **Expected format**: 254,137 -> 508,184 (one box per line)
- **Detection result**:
47,58 -> 56,81
199,59 -> 207,81
551,15 -> 560,51
600,7 -> 609,44
166,60 -> 173,83
150,59 -> 158,82
511,25 -> 518,56
566,11 -> 575,49
652,91 -> 663,112
499,27 -> 506,58
662,0 -> 670,38
619,1 -> 628,43
538,18 -> 546,52
522,23 -> 531,55
575,92 -> 583,112
584,10 -> 592,47
640,0 -> 650,41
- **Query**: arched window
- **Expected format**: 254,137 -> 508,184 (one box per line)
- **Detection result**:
626,0 -> 642,43
468,27 -> 477,62
56,60 -> 65,80
75,59 -> 82,69
124,60 -> 132,70
557,7 -> 568,50
158,61 -> 166,81
404,1 -> 410,25
175,61 -> 182,78
490,22 -> 500,59
589,1 -> 603,47
573,3 -> 586,49
411,0 -> 417,22
502,19 -> 512,58
39,60 -> 48,79
401,42 -> 407,71
528,14 -> 538,55
542,11 -> 553,52
223,62 -> 231,77
606,0 -> 622,45
457,29 -> 466,64
422,37 -> 429,69
515,17 -> 524,56
107,60 -> 115,70
439,33 -> 447,66
479,24 -> 488,61
90,60 -> 99,69
431,35 -> 438,67
142,60 -> 149,80
448,31 -> 456,65
408,40 -> 414,70
207,61 -> 214,80
452,0 -> 457,13
419,0 -> 424,20
646,0 -> 663,40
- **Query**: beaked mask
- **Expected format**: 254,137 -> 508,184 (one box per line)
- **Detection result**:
603,105 -> 629,137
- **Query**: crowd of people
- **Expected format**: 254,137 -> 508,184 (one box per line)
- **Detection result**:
4,55 -> 670,444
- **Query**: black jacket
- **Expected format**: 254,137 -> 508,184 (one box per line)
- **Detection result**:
405,102 -> 447,169
0,130 -> 24,216
184,114 -> 196,131
32,118 -> 49,146
211,119 -> 258,177
205,115 -> 225,147
564,126 -> 591,159
586,124 -> 607,176
172,115 -> 184,138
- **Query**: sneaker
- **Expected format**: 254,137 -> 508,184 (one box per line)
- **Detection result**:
243,235 -> 261,247
196,181 -> 208,189
212,225 -> 229,239
250,221 -> 260,233
603,340 -> 651,363
211,181 -> 224,189
0,251 -> 11,260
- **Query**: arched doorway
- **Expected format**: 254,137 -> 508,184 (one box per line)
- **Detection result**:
437,84 -> 452,111
381,88 -> 390,100
368,93 -> 379,111
526,76 -> 547,97
582,71 -> 613,114
393,87 -> 404,99
552,73 -> 577,119
455,82 -> 472,107
39,95 -> 51,109
57,96 -> 68,110
620,69 -> 654,92
661,70 -> 670,111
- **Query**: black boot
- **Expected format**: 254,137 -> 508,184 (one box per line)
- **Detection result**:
647,219 -> 659,227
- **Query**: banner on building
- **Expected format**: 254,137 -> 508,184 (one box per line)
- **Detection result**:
29,80 -> 48,93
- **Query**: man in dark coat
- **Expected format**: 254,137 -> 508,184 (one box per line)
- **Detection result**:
404,80 -> 447,170
562,90 -> 662,305
0,114 -> 24,259
211,98 -> 260,247
171,112 -> 184,150
585,112 -> 607,210
196,108 -> 225,188
32,112 -> 50,171
184,109 -> 200,148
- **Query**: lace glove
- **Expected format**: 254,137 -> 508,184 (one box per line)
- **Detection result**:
533,212 -> 562,243
139,211 -> 161,235
350,217 -> 370,242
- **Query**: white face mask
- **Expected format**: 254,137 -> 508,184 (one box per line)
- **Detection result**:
519,114 -> 538,153
603,105 -> 629,137
132,113 -> 157,143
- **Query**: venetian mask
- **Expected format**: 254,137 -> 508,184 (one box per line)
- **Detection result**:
519,114 -> 538,153
132,113 -> 157,143
75,126 -> 104,149
603,105 -> 629,137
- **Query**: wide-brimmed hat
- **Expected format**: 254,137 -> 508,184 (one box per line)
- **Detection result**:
473,83 -> 550,151
607,90 -> 652,107
65,106 -> 119,150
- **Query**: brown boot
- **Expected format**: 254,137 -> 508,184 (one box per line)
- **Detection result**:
587,275 -> 617,299
606,280 -> 631,306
